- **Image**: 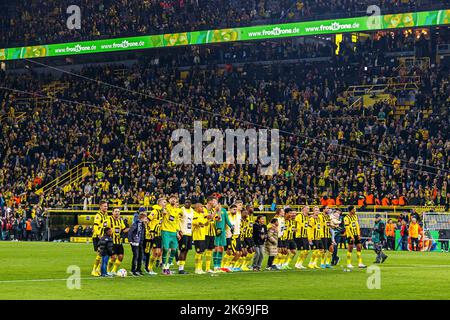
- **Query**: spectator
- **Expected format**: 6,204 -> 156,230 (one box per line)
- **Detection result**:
399,220 -> 409,251
409,217 -> 421,251
385,219 -> 396,250
25,218 -> 32,241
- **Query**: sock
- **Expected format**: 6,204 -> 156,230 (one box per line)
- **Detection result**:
280,253 -> 286,265
246,252 -> 255,268
274,253 -> 282,266
205,250 -> 212,271
92,254 -> 101,272
301,250 -> 309,265
112,260 -> 121,273
287,252 -> 295,266
320,251 -> 325,265
347,251 -> 352,265
309,251 -> 316,265
107,259 -> 114,273
162,248 -> 169,267
325,252 -> 332,265
216,251 -> 223,269
213,251 -> 218,268
234,256 -> 244,268
168,249 -> 177,265
195,253 -> 203,271
357,251 -> 363,265
178,260 -> 185,271
223,253 -> 233,267
313,250 -> 320,265
148,255 -> 156,271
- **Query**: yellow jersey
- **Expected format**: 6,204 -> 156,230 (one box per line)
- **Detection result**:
148,205 -> 163,237
320,213 -> 332,239
204,207 -> 218,237
162,204 -> 182,233
106,216 -> 126,245
344,214 -> 360,238
308,216 -> 323,241
192,210 -> 208,241
294,214 -> 309,238
240,215 -> 255,240
92,211 -> 108,238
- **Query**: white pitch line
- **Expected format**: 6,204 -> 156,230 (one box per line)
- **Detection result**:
1,264 -> 449,284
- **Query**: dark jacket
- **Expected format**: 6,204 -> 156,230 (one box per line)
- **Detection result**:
127,220 -> 145,245
253,222 -> 267,246
98,235 -> 113,256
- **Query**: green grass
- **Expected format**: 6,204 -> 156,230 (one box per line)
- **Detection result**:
0,242 -> 449,300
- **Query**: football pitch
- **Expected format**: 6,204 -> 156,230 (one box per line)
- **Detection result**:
1,242 -> 449,300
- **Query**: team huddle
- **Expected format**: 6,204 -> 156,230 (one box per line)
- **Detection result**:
90,195 -> 370,277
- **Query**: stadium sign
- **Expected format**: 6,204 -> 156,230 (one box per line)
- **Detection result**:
0,9 -> 449,61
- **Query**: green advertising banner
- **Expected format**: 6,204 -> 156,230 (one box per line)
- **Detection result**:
1,9 -> 449,61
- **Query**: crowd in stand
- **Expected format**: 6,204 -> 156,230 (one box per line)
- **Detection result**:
1,0 -> 447,47
1,29 -> 449,215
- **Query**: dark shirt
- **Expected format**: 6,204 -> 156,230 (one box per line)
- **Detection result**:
98,235 -> 114,256
253,222 -> 267,246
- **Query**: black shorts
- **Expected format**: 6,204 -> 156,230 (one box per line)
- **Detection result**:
295,237 -> 310,251
144,239 -> 152,253
348,236 -> 361,245
93,237 -> 100,252
312,240 -> 324,250
179,235 -> 193,251
205,235 -> 215,250
322,238 -> 332,250
286,239 -> 297,250
151,236 -> 162,249
277,239 -> 287,248
112,244 -> 124,255
227,236 -> 242,253
243,237 -> 255,249
194,240 -> 206,253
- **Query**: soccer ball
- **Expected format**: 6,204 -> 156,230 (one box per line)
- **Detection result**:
117,269 -> 127,277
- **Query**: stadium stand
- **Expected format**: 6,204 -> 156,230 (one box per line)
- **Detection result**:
1,0 -> 449,47
1,28 -> 449,216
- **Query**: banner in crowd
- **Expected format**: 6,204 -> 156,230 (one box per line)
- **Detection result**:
1,9 -> 449,61
395,230 -> 441,251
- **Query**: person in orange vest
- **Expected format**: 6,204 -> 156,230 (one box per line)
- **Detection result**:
385,219 -> 396,250
326,197 -> 335,206
357,192 -> 366,207
391,196 -> 399,206
381,195 -> 390,206
408,217 -> 420,251
25,218 -> 33,241
336,194 -> 343,206
320,196 -> 328,206
398,195 -> 407,206
365,192 -> 374,206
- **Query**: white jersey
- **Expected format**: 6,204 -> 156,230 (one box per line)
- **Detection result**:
179,207 -> 194,236
276,216 -> 285,238
226,212 -> 241,238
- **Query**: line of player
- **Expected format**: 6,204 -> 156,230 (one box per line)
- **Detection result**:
90,195 -> 367,276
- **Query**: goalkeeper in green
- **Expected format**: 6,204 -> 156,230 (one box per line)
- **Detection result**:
210,198 -> 234,272
372,214 -> 388,264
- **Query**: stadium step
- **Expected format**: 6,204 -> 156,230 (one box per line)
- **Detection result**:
35,161 -> 95,196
